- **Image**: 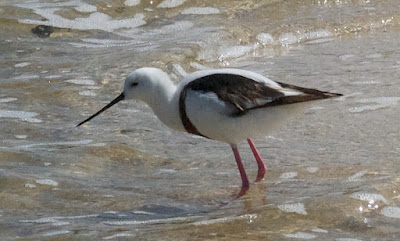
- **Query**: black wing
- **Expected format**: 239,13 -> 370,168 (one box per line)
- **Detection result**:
182,73 -> 342,116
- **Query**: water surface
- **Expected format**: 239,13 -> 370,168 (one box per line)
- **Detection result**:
1,0 -> 400,240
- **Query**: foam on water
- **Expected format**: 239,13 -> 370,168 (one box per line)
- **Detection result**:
24,183 -> 36,188
20,214 -> 99,224
103,233 -> 135,240
381,206 -> 400,219
125,0 -> 141,7
124,20 -> 194,39
14,140 -> 93,151
181,7 -> 220,15
349,192 -> 388,204
279,172 -> 298,179
311,228 -> 328,233
335,239 -> 363,241
339,54 -> 355,61
42,230 -> 71,237
36,179 -> 59,186
70,39 -> 141,48
277,203 -> 307,215
0,98 -> 17,103
218,45 -> 256,61
193,214 -> 257,226
13,74 -> 40,81
0,110 -> 42,123
279,32 -> 299,45
306,167 -> 319,173
279,29 -> 333,46
256,33 -> 274,45
366,53 -> 383,59
65,78 -> 96,86
14,62 -> 31,68
345,170 -> 368,182
18,7 -> 146,32
79,90 -> 97,96
131,210 -> 155,215
105,216 -> 192,226
43,75 -> 63,79
349,97 -> 400,113
75,3 -> 97,12
284,232 -> 316,239
157,0 -> 187,8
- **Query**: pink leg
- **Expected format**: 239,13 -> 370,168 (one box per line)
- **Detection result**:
247,139 -> 267,182
231,144 -> 250,198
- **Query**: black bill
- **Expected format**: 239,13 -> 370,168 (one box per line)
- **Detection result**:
77,92 -> 125,127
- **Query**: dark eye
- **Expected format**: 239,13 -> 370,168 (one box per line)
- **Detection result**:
131,82 -> 138,87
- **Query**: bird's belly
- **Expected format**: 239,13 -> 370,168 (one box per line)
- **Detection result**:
186,101 -> 308,144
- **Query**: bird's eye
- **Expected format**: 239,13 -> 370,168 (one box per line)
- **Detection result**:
131,82 -> 138,87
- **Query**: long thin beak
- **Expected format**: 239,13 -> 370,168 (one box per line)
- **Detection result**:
77,93 -> 125,127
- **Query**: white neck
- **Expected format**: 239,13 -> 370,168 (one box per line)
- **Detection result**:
145,81 -> 185,132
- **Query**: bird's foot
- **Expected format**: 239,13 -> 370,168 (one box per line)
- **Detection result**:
255,168 -> 266,182
235,184 -> 250,198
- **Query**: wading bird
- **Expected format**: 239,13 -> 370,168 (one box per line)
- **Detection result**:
77,67 -> 341,197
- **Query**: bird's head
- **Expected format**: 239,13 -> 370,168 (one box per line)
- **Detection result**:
122,67 -> 167,102
77,67 -> 170,127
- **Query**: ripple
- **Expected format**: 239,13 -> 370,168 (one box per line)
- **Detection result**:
14,62 -> 31,68
0,98 -> 17,103
19,8 -> 146,32
256,33 -> 274,45
310,228 -> 328,233
20,214 -> 99,224
284,232 -> 316,239
65,78 -> 96,86
0,109 -> 42,123
193,214 -> 257,226
24,183 -> 36,188
278,203 -> 307,215
75,3 -> 97,12
105,216 -> 192,226
103,233 -> 135,239
36,179 -> 59,186
349,192 -> 388,204
79,90 -> 97,96
157,0 -> 186,8
345,170 -> 368,182
125,0 -> 140,7
181,7 -> 220,15
14,139 -> 93,150
349,97 -> 400,113
381,206 -> 400,219
279,172 -> 298,179
218,45 -> 256,60
335,239 -> 363,241
306,167 -> 319,173
42,230 -> 71,237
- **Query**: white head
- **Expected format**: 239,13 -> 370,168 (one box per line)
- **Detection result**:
123,67 -> 172,105
77,67 -> 175,127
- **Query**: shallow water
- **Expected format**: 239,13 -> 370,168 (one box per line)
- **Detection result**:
1,0 -> 400,240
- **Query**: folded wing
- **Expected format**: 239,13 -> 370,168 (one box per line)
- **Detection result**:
184,73 -> 341,117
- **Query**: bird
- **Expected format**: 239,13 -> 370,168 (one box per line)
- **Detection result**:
77,67 -> 342,197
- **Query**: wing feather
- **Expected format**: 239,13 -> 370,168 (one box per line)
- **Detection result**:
184,73 -> 341,116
